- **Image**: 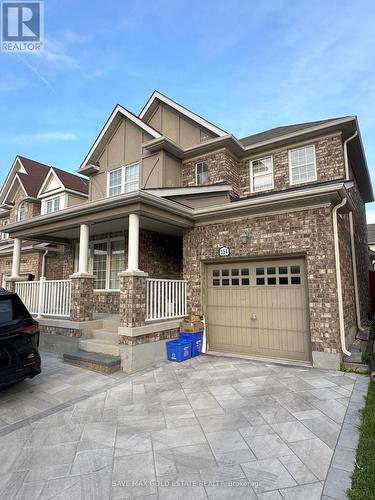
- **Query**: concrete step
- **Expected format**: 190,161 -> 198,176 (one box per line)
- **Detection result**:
342,361 -> 369,374
79,338 -> 120,357
91,329 -> 119,342
102,318 -> 121,329
63,351 -> 121,374
343,352 -> 363,363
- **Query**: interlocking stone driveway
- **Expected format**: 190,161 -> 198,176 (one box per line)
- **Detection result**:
0,352 -> 364,499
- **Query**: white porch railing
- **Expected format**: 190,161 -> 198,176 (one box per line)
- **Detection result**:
146,278 -> 187,322
15,279 -> 71,318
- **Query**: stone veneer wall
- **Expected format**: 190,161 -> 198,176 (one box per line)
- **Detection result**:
93,292 -> 120,314
182,149 -> 240,197
39,325 -> 82,337
119,273 -> 147,327
238,135 -> 346,198
183,205 -> 342,354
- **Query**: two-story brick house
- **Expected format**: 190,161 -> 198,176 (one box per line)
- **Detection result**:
0,156 -> 88,285
2,91 -> 373,372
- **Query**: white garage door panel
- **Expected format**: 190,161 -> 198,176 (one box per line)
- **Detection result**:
206,258 -> 310,361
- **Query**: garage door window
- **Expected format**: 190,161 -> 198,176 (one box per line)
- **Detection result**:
212,268 -> 250,286
256,265 -> 302,286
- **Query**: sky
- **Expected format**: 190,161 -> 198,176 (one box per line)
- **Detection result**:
0,0 -> 375,219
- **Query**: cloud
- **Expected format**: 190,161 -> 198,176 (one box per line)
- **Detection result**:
17,55 -> 56,93
34,38 -> 80,69
7,132 -> 78,144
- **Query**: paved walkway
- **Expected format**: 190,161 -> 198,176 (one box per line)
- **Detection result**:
0,353 -> 367,499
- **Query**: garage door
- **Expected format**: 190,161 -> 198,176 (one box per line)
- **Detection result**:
205,258 -> 310,361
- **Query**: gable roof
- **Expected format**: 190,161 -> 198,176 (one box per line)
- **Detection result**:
368,224 -> 375,244
50,167 -> 88,194
78,104 -> 161,173
239,117 -> 353,147
139,90 -> 228,137
16,156 -> 50,197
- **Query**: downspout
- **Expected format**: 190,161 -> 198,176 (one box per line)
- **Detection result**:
343,131 -> 365,334
41,250 -> 49,278
332,197 -> 351,356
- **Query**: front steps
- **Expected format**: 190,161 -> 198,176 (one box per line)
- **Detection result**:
64,316 -> 121,373
63,351 -> 121,374
342,338 -> 369,374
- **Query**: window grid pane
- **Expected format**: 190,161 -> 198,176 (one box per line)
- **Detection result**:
196,162 -> 208,185
252,157 -> 273,192
93,243 -> 108,290
124,163 -> 139,192
290,146 -> 316,184
109,240 -> 124,289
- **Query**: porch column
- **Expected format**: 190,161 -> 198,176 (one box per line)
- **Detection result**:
119,213 -> 148,327
70,223 -> 94,322
11,238 -> 22,278
127,213 -> 140,271
78,223 -> 90,275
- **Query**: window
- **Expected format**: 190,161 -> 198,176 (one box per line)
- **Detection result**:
251,157 -> 273,192
92,243 -> 108,290
85,238 -> 125,290
108,168 -> 122,197
18,201 -> 27,221
211,268 -> 250,286
1,220 -> 9,240
108,163 -> 139,197
125,163 -> 139,192
289,145 -> 316,185
109,240 -> 125,289
45,196 -> 61,214
196,162 -> 208,185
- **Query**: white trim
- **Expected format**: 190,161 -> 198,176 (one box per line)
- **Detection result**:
78,105 -> 161,172
37,168 -> 64,197
0,156 -> 26,204
42,194 -> 64,215
3,173 -> 28,204
250,156 -> 274,193
144,185 -> 232,197
195,161 -> 208,185
288,144 -> 317,186
139,91 -> 228,137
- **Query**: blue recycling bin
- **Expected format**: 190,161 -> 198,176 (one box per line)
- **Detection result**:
179,331 -> 204,357
166,339 -> 192,362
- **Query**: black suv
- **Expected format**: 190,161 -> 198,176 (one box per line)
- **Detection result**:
0,288 -> 41,388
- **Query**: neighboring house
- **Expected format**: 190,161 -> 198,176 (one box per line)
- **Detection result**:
0,156 -> 88,285
2,91 -> 373,372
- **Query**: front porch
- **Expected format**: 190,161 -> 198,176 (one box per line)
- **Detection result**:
6,197 -> 194,372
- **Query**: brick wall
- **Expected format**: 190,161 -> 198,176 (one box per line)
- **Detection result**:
183,206 -> 342,354
0,251 -> 43,283
45,245 -> 74,280
239,135 -> 345,198
338,214 -> 356,343
182,149 -> 240,197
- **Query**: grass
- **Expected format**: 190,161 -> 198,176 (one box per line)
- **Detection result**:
347,380 -> 375,500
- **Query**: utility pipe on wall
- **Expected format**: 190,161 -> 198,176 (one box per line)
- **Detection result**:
332,197 -> 351,357
41,250 -> 48,278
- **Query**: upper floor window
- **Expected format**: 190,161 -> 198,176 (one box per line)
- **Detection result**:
1,220 -> 9,240
289,145 -> 316,185
18,201 -> 27,221
196,161 -> 208,185
108,163 -> 139,197
251,156 -> 273,192
46,196 -> 61,214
